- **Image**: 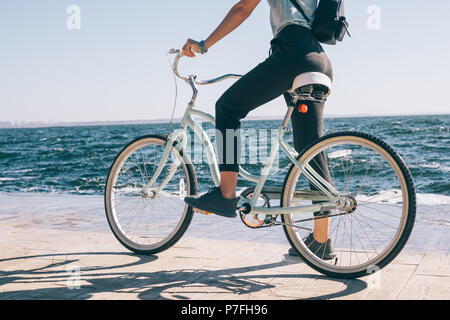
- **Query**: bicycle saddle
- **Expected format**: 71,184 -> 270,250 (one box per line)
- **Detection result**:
288,72 -> 332,103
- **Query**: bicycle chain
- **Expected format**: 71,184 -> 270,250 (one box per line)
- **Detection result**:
249,211 -> 350,230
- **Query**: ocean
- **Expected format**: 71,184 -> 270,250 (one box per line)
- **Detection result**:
0,114 -> 448,198
0,114 -> 449,253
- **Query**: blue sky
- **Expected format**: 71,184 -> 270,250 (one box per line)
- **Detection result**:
1,0 -> 449,123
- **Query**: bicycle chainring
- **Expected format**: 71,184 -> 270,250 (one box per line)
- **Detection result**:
239,190 -> 275,229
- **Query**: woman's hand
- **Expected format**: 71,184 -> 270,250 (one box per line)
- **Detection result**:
182,38 -> 201,58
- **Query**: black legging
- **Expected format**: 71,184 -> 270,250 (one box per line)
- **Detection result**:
215,24 -> 333,185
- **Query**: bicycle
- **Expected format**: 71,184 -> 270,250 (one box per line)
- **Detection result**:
104,49 -> 416,278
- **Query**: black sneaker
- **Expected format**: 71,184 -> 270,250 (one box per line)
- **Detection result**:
184,186 -> 239,218
288,233 -> 337,260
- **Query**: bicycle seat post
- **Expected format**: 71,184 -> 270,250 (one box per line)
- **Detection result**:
281,106 -> 295,130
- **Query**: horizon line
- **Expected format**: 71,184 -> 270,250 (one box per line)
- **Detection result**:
1,112 -> 449,129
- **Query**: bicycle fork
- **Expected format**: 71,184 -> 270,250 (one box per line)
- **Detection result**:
142,128 -> 188,197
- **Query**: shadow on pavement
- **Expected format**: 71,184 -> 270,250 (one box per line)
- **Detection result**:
0,251 -> 367,300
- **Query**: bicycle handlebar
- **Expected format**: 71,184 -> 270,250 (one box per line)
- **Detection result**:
168,49 -> 242,85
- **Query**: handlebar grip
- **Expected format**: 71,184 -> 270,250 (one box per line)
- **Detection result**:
168,48 -> 184,57
168,48 -> 242,83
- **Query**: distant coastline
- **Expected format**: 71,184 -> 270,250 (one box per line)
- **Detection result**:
1,113 -> 448,129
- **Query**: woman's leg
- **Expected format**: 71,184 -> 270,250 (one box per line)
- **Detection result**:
287,97 -> 333,243
215,49 -> 300,192
220,171 -> 238,199
184,45 -> 302,217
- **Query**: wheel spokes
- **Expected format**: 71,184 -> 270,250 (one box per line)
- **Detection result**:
107,138 -> 191,250
285,136 -> 409,273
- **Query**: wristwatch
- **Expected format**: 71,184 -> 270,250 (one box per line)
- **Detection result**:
199,40 -> 208,54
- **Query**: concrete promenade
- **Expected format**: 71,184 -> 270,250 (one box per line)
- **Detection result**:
0,222 -> 448,300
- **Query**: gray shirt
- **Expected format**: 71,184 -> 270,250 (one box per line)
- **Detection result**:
267,0 -> 317,37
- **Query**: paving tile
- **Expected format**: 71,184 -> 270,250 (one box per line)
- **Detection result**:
0,224 -> 449,300
396,274 -> 450,300
332,263 -> 418,300
415,254 -> 450,277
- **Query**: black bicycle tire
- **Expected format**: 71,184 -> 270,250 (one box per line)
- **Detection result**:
104,134 -> 198,255
280,131 -> 416,278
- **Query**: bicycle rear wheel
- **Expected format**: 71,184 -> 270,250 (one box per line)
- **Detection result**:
105,134 -> 197,254
281,132 -> 416,278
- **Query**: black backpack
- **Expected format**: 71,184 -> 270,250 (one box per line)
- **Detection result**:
289,0 -> 351,45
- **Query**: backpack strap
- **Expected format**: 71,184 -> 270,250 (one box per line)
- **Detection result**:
288,0 -> 313,25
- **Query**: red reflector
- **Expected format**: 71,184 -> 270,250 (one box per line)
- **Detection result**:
299,104 -> 308,114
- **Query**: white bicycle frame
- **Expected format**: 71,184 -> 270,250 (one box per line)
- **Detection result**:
144,50 -> 346,216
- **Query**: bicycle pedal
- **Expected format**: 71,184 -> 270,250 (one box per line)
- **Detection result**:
196,209 -> 214,216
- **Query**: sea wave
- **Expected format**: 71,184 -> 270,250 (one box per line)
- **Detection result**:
419,162 -> 450,172
353,189 -> 450,205
415,193 -> 450,205
1,115 -> 449,197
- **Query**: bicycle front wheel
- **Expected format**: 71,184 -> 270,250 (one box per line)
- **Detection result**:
281,132 -> 416,278
105,134 -> 197,254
